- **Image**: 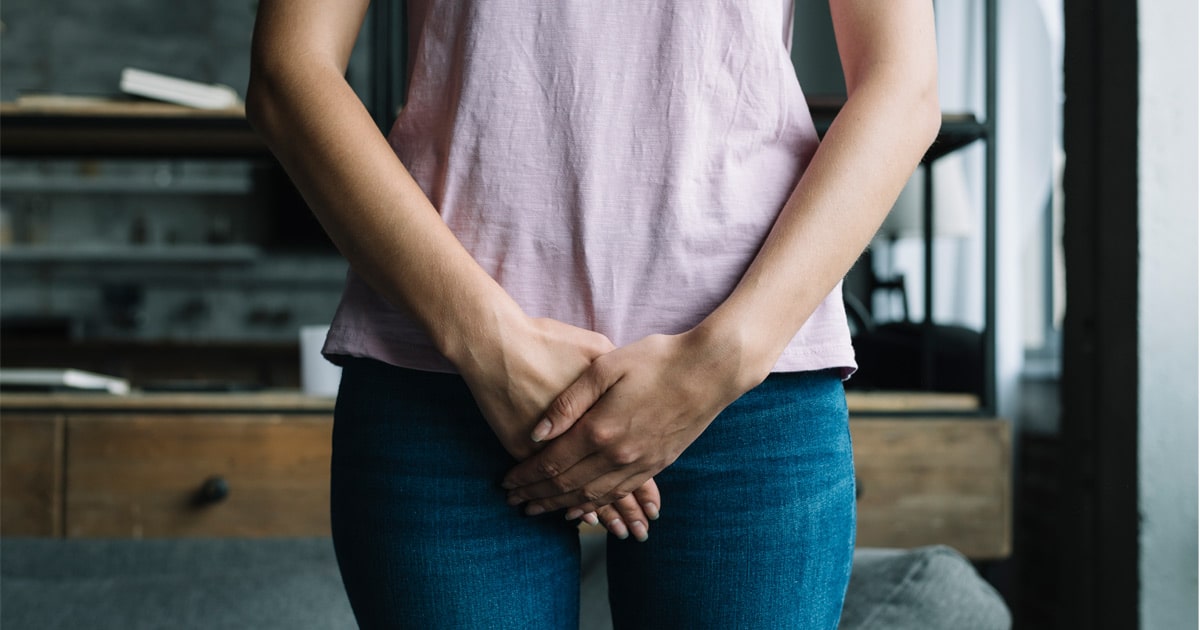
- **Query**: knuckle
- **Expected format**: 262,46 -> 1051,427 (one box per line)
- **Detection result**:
609,446 -> 639,466
590,355 -> 617,384
621,477 -> 647,497
547,392 -> 577,422
590,332 -> 616,354
580,485 -> 607,504
584,423 -> 617,448
534,459 -> 562,479
549,475 -> 575,494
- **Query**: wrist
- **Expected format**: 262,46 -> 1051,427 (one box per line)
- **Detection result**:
432,290 -> 527,372
686,314 -> 779,395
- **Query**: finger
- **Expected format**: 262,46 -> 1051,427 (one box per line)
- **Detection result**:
529,357 -> 618,443
575,481 -> 657,541
595,503 -> 631,540
586,478 -> 658,524
610,493 -> 650,542
632,477 -> 661,521
507,451 -> 621,509
522,466 -> 648,516
503,420 -> 605,491
580,493 -> 649,540
590,502 -> 635,540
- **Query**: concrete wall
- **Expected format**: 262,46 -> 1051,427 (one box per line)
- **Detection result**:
1138,1 -> 1199,627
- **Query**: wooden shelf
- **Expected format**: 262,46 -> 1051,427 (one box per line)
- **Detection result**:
0,391 -> 335,413
0,99 -> 266,158
845,390 -> 980,414
0,389 -> 976,415
0,243 -> 262,264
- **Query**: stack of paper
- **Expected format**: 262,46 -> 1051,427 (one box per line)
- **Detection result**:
119,67 -> 241,110
0,368 -> 131,395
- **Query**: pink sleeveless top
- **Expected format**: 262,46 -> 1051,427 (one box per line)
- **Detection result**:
324,1 -> 856,376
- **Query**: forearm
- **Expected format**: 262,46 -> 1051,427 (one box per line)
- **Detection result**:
700,4 -> 940,385
246,60 -> 520,365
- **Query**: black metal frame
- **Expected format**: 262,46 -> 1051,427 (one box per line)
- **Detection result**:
1059,0 -> 1140,626
817,0 -> 999,414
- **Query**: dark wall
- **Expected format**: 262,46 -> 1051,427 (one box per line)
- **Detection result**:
1,0 -> 375,103
791,0 -> 846,97
1,0 -> 259,101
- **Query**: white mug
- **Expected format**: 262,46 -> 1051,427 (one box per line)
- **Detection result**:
300,325 -> 342,397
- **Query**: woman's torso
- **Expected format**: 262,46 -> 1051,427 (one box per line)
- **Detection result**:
324,1 -> 855,375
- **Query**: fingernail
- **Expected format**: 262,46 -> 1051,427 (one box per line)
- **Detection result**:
629,520 -> 649,542
564,508 -> 584,520
643,502 -> 659,520
525,504 -> 546,516
530,418 -> 553,442
609,518 -> 629,540
582,512 -> 600,526
506,495 -> 523,507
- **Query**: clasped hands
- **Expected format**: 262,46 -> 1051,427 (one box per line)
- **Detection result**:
457,315 -> 751,542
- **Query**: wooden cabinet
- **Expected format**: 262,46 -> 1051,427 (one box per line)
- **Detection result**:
850,418 -> 1011,559
1,393 -> 333,539
65,414 -> 331,538
1,392 -> 1011,559
0,413 -> 65,536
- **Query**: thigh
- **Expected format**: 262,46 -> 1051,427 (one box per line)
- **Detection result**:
330,358 -> 581,630
606,370 -> 856,630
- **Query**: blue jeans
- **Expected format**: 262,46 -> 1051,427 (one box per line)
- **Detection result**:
330,358 -> 855,629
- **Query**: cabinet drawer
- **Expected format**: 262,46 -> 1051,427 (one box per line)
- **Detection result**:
65,415 -> 332,538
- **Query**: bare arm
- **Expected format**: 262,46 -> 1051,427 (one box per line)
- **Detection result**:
504,0 -> 940,516
704,0 -> 941,376
249,0 -> 660,539
247,0 -> 516,360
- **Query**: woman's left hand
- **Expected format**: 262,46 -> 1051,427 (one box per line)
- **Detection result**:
501,327 -> 764,517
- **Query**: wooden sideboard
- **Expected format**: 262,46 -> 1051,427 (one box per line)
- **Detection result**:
0,391 -> 1010,559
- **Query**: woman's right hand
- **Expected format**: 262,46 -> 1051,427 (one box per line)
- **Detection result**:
452,315 -> 659,541
454,316 -> 612,460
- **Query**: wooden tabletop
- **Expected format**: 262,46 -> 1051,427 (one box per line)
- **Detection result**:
1,389 -> 980,414
0,391 -> 335,413
0,95 -> 245,118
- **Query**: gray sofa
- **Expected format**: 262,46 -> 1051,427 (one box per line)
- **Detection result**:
0,537 -> 1009,629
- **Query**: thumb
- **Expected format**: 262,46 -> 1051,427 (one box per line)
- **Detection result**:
530,358 -> 617,443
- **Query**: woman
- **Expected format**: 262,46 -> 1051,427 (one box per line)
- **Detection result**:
248,2 -> 938,628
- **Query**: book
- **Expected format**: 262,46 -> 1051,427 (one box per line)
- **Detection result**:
0,368 -> 131,395
119,67 -> 241,110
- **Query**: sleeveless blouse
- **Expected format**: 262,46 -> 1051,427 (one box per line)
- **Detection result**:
324,1 -> 856,376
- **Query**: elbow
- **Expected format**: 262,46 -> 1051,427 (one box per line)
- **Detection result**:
244,51 -> 294,142
911,76 -> 941,152
243,67 -> 276,139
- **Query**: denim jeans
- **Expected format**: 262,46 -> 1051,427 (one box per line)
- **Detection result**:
330,358 -> 855,630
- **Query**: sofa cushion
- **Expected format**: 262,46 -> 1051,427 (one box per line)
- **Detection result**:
1,538 -> 1009,630
1,538 -> 355,630
839,545 -> 1011,630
